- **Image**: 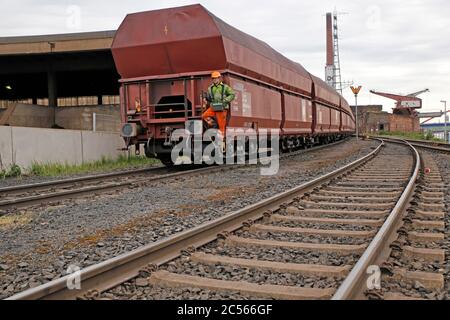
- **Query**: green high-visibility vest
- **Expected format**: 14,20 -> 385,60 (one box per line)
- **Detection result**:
207,83 -> 235,105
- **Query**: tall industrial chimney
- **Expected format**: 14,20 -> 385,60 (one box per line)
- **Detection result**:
325,12 -> 335,88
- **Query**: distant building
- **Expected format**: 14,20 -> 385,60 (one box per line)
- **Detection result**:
421,123 -> 450,141
350,105 -> 420,134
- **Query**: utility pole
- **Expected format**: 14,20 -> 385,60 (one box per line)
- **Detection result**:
441,100 -> 447,142
351,86 -> 362,141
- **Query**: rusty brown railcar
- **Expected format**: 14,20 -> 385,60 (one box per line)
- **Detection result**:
111,4 -> 355,164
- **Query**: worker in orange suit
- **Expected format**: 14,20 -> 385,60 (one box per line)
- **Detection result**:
202,71 -> 235,135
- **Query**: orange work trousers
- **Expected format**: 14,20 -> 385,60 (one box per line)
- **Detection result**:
202,107 -> 228,135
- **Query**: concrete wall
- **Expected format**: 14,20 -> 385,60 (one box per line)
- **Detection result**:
0,126 -> 126,170
56,105 -> 120,132
1,104 -> 54,128
0,103 -> 120,132
0,126 -> 13,169
81,130 -> 125,163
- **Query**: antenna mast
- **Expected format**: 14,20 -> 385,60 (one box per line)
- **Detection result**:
325,9 -> 352,94
333,11 -> 343,94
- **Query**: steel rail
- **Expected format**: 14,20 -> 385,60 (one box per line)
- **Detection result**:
0,166 -> 166,194
0,166 -> 215,210
389,136 -> 449,147
332,139 -> 420,300
7,139 -> 383,300
373,136 -> 450,152
0,138 -> 350,210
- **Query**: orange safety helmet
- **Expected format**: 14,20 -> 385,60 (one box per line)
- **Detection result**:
211,71 -> 221,78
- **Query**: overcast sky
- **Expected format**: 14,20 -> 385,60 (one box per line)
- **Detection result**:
1,0 -> 449,118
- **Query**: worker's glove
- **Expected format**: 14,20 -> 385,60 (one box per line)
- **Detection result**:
202,92 -> 212,103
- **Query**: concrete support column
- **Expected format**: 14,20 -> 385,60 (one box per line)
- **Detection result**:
47,70 -> 57,107
47,70 -> 57,126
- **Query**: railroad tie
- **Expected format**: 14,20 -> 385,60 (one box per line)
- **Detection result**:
225,235 -> 367,254
308,194 -> 396,203
387,268 -> 444,290
407,231 -> 444,242
271,214 -> 384,227
402,246 -> 445,262
383,293 -> 426,300
190,252 -> 351,277
249,224 -> 376,238
282,208 -> 388,219
411,219 -> 445,229
300,200 -> 395,210
316,190 -> 401,197
148,270 -> 335,300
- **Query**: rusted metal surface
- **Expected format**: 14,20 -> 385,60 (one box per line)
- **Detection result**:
282,93 -> 313,135
311,74 -> 340,107
112,4 -> 312,97
112,4 -> 355,155
340,97 -> 355,131
228,76 -> 282,130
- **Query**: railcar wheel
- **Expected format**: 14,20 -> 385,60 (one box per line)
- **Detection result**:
159,155 -> 174,167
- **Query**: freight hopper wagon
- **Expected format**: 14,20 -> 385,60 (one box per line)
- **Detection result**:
112,4 -> 355,165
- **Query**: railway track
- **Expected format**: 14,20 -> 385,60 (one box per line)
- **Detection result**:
0,166 -> 210,211
8,138 -> 430,300
374,136 -> 450,153
371,151 -> 448,300
0,139 -> 349,212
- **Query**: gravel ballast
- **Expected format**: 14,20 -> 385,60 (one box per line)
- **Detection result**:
0,139 -> 377,298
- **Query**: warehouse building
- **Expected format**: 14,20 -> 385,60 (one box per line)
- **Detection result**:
351,105 -> 420,134
0,30 -> 121,131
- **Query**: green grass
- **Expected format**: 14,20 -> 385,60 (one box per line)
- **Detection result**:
376,131 -> 445,142
28,155 -> 160,177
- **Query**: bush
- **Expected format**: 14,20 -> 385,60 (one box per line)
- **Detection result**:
0,164 -> 22,178
425,131 -> 434,141
375,130 -> 444,142
6,164 -> 21,177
